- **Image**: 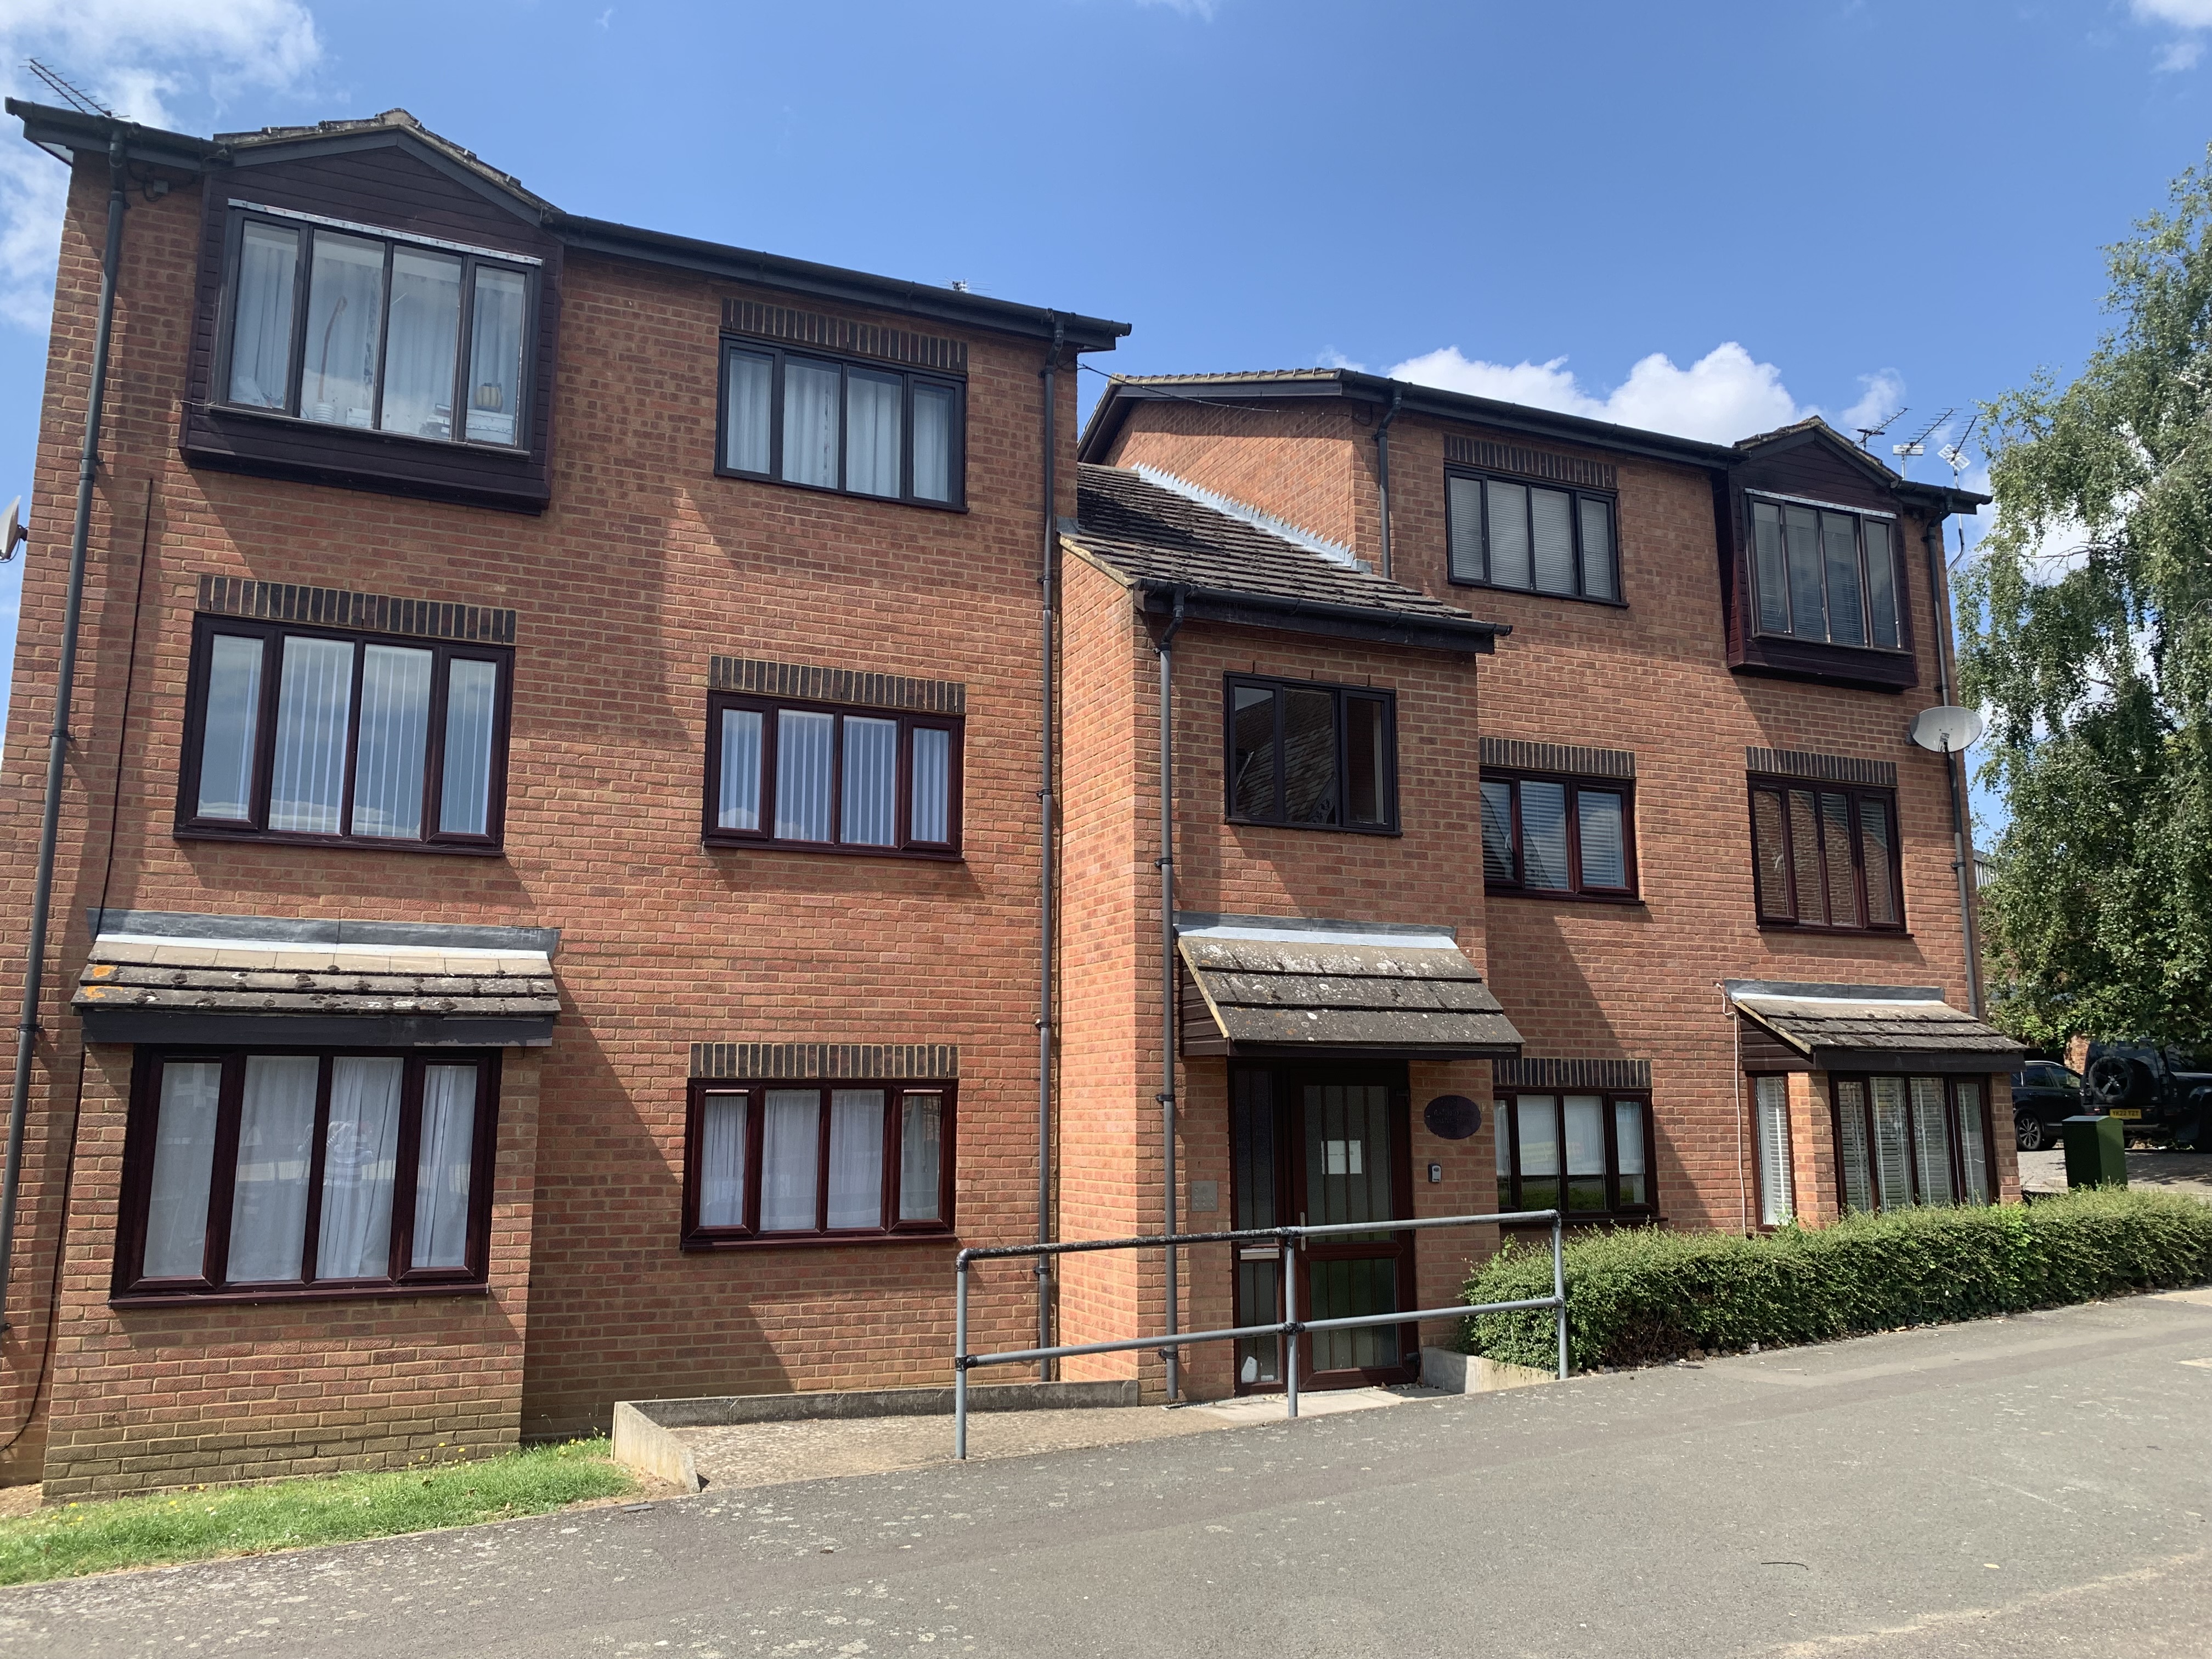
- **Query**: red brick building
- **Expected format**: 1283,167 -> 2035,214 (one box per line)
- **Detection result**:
0,102 -> 2019,1500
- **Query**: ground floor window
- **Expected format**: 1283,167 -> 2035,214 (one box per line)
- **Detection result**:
1832,1075 -> 1992,1211
1496,1092 -> 1654,1218
1753,1075 -> 1795,1226
683,1080 -> 953,1244
119,1048 -> 497,1296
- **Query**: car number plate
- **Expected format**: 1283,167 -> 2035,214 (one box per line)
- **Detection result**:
2108,1109 -> 2143,1120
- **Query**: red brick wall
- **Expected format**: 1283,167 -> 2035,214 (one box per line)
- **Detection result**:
0,148 -> 1081,1490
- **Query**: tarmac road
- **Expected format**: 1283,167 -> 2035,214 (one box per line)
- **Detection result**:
9,1290 -> 2211,1658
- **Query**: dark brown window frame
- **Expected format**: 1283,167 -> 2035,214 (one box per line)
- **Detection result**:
681,1079 -> 957,1249
113,1046 -> 500,1305
1829,1073 -> 1996,1213
174,613 -> 514,856
1222,674 -> 1400,835
714,337 -> 967,511
1747,775 -> 1905,934
1494,1090 -> 1657,1222
1745,492 -> 1906,654
702,691 -> 963,859
1480,769 -> 1639,902
1444,465 -> 1624,606
211,205 -> 540,456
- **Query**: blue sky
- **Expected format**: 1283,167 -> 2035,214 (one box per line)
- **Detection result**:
4,0 -> 2211,830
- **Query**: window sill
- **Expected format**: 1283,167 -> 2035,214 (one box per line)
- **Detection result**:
111,1280 -> 490,1310
176,827 -> 505,857
1447,578 -> 1629,610
180,402 -> 549,515
700,837 -> 962,862
1730,632 -> 1917,692
713,466 -> 969,514
1757,919 -> 1912,940
1224,817 -> 1402,838
683,1229 -> 958,1252
1485,885 -> 1644,907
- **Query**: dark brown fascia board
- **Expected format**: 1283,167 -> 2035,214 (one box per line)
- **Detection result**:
1131,577 -> 1503,655
1894,479 -> 1992,514
8,99 -> 1130,353
1221,1042 -> 1523,1060
221,125 -> 550,223
1077,370 -> 1739,470
1736,423 -> 1989,512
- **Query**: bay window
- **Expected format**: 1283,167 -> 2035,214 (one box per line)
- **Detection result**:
718,340 -> 964,507
1747,495 -> 1901,650
684,1080 -> 954,1244
1832,1075 -> 1993,1211
1481,772 -> 1635,898
1749,777 -> 1901,931
1496,1093 -> 1654,1218
177,616 -> 511,851
217,205 -> 535,448
704,692 -> 961,856
119,1049 -> 496,1297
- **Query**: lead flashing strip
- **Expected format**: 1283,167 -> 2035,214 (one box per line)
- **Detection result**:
1174,912 -> 1460,950
1480,738 -> 1635,780
197,575 -> 517,645
1746,748 -> 1898,788
87,908 -> 560,956
721,298 -> 967,375
709,657 -> 965,715
1492,1057 -> 1652,1091
690,1043 -> 960,1081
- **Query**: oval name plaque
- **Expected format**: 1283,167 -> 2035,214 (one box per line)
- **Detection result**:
1423,1094 -> 1482,1141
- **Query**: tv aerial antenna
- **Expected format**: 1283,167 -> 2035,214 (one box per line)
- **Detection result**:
24,60 -> 111,119
1937,411 -> 1982,481
1891,408 -> 1953,476
1855,406 -> 1906,450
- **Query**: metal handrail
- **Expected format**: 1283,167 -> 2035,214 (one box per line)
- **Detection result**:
952,1208 -> 1567,1458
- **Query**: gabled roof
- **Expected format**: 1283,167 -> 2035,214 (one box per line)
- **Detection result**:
5,98 -> 1127,350
1066,464 -> 1504,654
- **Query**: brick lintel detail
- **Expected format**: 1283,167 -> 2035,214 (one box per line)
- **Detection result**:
1480,737 -> 1635,780
196,575 -> 516,645
721,298 -> 968,376
710,657 -> 966,716
690,1043 -> 960,1081
1492,1056 -> 1652,1091
1746,747 -> 1897,788
1445,435 -> 1617,493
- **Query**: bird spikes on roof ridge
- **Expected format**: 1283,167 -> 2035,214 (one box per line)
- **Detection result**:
1128,464 -> 1364,571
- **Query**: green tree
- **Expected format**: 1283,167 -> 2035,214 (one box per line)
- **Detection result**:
1961,151 -> 2212,1053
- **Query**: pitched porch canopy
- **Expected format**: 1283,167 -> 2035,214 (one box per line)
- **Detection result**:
1726,980 -> 2022,1075
74,910 -> 561,1047
1177,913 -> 1522,1060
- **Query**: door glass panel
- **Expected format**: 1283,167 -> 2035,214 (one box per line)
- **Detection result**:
1835,1080 -> 1873,1212
303,232 -> 382,427
1304,1084 -> 1393,1233
1519,781 -> 1570,889
228,221 -> 298,409
1515,1095 -> 1560,1212
1910,1077 -> 1954,1204
379,247 -> 462,439
1229,685 -> 1277,819
1955,1081 -> 1988,1204
196,634 -> 264,820
1564,1094 -> 1606,1211
1232,1070 -> 1279,1386
1308,1256 -> 1401,1373
1614,1101 -> 1647,1208
227,1055 -> 320,1283
1871,1077 -> 1913,1208
145,1062 -> 223,1279
1281,688 -> 1338,823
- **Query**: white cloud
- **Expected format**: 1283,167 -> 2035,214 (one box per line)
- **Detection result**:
2135,0 -> 2212,26
0,0 -> 323,329
1385,340 -> 1808,444
1839,369 -> 1907,441
2157,38 -> 2204,70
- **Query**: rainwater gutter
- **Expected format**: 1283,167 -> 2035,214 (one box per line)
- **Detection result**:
1,131 -> 129,1328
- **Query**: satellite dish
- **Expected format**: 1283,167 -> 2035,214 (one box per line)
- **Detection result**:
1,497 -> 22,563
1909,705 -> 1984,753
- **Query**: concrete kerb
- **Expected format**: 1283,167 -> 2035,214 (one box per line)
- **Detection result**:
611,1381 -> 1141,1491
1417,1346 -> 1558,1395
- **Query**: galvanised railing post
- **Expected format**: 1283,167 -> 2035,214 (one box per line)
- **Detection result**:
1552,1210 -> 1568,1381
955,1251 -> 970,1460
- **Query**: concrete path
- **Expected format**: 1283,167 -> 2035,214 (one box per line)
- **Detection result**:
2018,1145 -> 2212,1197
9,1292 -> 2212,1658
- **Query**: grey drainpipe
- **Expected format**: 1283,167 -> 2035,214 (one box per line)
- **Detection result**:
1036,318 -> 1065,1376
1921,514 -> 1984,1018
1154,586 -> 1186,1403
1,132 -> 129,1328
1373,388 -> 1403,580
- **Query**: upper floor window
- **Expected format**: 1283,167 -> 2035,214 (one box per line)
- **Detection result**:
177,615 -> 512,854
219,207 -> 536,448
704,692 -> 961,857
1224,676 -> 1397,833
683,1079 -> 953,1245
118,1048 -> 496,1299
1747,496 -> 1901,650
718,341 -> 964,507
1481,771 -> 1635,899
1496,1091 -> 1654,1219
1447,470 -> 1619,602
1748,777 -> 1901,932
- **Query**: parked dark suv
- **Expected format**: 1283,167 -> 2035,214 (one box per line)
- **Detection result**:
2010,1060 -> 2086,1152
2082,1041 -> 2212,1149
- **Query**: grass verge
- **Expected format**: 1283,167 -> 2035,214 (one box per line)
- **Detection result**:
1462,1186 -> 2212,1372
0,1438 -> 637,1588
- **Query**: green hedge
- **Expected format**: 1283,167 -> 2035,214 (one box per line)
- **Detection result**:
1460,1189 -> 2212,1372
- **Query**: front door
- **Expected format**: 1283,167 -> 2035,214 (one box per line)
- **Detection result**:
1229,1062 -> 1415,1392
